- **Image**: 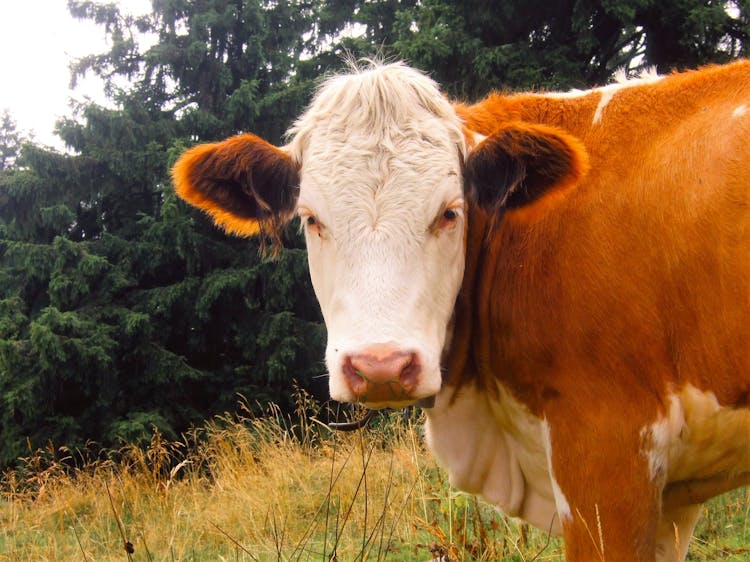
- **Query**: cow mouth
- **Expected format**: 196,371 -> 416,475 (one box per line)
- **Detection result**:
327,394 -> 436,432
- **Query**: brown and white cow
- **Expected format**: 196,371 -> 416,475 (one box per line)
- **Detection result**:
172,60 -> 750,561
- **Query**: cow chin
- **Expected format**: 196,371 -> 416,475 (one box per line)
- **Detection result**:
327,342 -> 443,409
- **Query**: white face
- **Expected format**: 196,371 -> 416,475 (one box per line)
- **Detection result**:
297,149 -> 466,407
286,63 -> 468,408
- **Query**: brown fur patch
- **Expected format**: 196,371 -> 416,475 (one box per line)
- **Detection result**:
171,134 -> 299,246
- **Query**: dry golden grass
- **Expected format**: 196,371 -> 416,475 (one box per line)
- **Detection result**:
0,393 -> 746,561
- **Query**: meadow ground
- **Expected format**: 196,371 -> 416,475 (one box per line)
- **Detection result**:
1,395 -> 748,561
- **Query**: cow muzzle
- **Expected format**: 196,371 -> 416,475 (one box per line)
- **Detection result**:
341,343 -> 422,405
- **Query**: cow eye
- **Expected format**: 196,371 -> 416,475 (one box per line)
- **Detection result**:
431,203 -> 463,234
298,208 -> 325,238
305,214 -> 322,235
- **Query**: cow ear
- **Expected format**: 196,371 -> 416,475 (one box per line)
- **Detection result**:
171,133 -> 299,237
464,122 -> 589,215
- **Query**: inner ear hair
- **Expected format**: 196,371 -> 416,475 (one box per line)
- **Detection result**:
172,133 -> 300,250
465,122 -> 589,214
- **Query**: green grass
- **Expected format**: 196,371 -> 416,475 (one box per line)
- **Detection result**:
0,396 -> 746,561
690,489 -> 750,561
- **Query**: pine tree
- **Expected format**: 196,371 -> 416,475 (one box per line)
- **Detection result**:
0,0 -> 329,466
389,0 -> 750,96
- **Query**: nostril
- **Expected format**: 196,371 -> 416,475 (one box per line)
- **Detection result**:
342,356 -> 368,395
399,354 -> 419,388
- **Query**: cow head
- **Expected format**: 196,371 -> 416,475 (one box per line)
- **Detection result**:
172,62 -> 588,409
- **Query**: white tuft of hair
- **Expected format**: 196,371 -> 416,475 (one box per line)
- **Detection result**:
613,65 -> 661,84
286,59 -> 465,164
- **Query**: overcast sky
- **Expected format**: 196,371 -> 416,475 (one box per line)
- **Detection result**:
0,1 -> 152,149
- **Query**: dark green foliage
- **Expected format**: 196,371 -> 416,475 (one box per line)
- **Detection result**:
389,0 -> 750,96
0,0 -> 748,467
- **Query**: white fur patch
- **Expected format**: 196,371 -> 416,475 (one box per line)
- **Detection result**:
533,68 -> 663,124
540,420 -> 572,523
592,67 -> 663,124
641,385 -> 750,485
641,394 -> 684,484
592,85 -> 620,124
732,104 -> 747,118
425,384 -> 562,534
541,89 -> 588,99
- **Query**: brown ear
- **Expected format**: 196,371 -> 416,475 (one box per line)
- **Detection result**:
171,133 -> 299,237
465,122 -> 589,215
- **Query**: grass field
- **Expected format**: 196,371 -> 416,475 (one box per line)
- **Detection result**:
1,395 -> 748,561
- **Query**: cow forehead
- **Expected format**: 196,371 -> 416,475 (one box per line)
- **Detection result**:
299,137 -> 463,214
287,62 -> 467,217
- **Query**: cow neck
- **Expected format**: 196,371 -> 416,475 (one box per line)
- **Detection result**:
443,198 -> 553,417
443,200 -> 494,397
454,93 -> 599,141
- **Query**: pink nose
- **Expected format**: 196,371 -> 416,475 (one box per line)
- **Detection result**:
342,343 -> 421,403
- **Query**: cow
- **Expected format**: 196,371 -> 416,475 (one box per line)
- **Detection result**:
171,59 -> 750,561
